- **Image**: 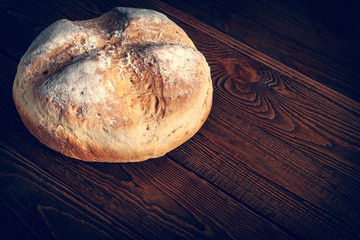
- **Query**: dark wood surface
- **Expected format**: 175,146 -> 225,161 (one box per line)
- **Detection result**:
1,0 -> 360,239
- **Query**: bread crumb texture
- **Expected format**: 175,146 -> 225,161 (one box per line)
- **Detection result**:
13,7 -> 213,162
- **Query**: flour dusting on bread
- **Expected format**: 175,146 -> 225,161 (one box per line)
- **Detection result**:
37,54 -> 111,107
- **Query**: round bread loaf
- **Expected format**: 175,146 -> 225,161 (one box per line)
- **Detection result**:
12,7 -> 213,162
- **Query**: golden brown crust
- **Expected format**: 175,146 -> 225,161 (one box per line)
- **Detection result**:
13,7 -> 213,162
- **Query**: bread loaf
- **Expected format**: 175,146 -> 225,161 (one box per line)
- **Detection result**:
13,7 -> 213,162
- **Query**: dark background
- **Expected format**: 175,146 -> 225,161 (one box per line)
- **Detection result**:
1,0 -> 360,239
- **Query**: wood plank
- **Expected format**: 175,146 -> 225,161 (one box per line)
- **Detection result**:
156,0 -> 360,102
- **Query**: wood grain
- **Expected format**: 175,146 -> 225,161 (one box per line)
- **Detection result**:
1,0 -> 360,239
158,0 -> 360,102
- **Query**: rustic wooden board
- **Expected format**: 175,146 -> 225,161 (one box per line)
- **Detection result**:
1,0 -> 359,239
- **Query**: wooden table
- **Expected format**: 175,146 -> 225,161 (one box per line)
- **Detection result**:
1,0 -> 360,239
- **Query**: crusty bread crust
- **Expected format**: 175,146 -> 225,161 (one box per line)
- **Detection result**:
13,7 -> 213,162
